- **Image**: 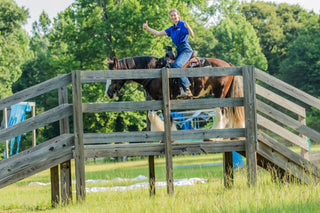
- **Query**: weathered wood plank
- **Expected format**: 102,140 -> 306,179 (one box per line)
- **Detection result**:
169,67 -> 243,78
171,98 -> 244,111
309,152 -> 320,164
72,71 -> 86,201
31,105 -> 36,147
82,101 -> 162,112
256,84 -> 305,117
82,98 -> 244,113
146,96 -> 156,196
257,100 -> 320,143
255,68 -> 320,110
58,85 -> 72,204
258,142 -> 315,184
162,67 -> 174,195
80,67 -> 242,83
0,134 -> 74,189
0,73 -> 72,110
257,114 -> 309,150
0,104 -> 73,142
242,65 -> 257,186
257,135 -> 319,184
3,108 -> 9,159
148,156 -> 155,196
258,131 -> 320,178
83,128 -> 245,144
83,140 -> 246,158
223,152 -> 233,188
50,166 -> 59,207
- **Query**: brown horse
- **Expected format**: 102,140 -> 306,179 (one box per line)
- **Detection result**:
106,56 -> 244,134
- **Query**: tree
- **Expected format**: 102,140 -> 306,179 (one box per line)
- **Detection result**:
279,15 -> 320,98
212,15 -> 268,70
0,0 -> 30,98
241,1 -> 310,75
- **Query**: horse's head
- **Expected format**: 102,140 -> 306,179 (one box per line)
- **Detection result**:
105,79 -> 126,99
158,57 -> 174,68
107,57 -> 119,70
105,57 -> 125,99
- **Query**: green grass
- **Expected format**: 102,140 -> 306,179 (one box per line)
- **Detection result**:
1,153 -> 320,212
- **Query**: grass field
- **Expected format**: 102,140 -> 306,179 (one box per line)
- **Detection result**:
1,152 -> 320,212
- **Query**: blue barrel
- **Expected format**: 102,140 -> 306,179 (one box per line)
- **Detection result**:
233,151 -> 243,169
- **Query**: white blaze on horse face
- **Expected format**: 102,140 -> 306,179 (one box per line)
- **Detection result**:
105,79 -> 112,96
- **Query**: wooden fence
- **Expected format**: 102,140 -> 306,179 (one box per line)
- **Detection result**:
254,68 -> 320,183
255,69 -> 320,157
0,65 -> 258,205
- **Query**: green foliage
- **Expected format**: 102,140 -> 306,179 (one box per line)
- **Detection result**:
241,1 -> 310,75
0,0 -> 28,34
279,15 -> 320,97
307,107 -> 320,133
0,0 -> 31,98
213,15 -> 268,70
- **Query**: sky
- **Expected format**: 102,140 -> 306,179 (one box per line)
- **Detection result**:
15,0 -> 320,35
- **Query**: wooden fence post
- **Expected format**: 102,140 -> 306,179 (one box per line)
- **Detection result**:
242,66 -> 257,186
223,152 -> 233,188
161,67 -> 174,195
59,84 -> 72,204
50,166 -> 59,207
146,95 -> 156,196
3,108 -> 9,159
72,71 -> 86,201
299,110 -> 309,160
32,105 -> 36,147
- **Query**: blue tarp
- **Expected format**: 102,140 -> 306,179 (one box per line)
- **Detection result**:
3,103 -> 32,158
171,112 -> 193,130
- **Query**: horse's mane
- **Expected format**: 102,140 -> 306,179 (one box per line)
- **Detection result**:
117,56 -> 162,69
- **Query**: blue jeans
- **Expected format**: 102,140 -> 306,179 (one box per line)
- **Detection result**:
173,42 -> 193,90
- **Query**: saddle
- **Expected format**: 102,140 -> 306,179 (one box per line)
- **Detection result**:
164,46 -> 209,68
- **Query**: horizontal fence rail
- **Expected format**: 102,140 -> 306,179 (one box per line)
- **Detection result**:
0,73 -> 71,110
83,128 -> 246,144
83,98 -> 244,112
255,68 -> 320,149
256,84 -> 306,117
255,68 -> 320,110
84,140 -> 246,158
0,104 -> 73,142
80,66 -> 243,83
257,114 -> 309,150
0,134 -> 74,189
257,100 -> 320,143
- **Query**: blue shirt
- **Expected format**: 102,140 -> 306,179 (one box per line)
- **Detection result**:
165,20 -> 189,47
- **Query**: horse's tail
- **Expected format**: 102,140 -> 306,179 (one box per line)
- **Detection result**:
226,75 -> 245,128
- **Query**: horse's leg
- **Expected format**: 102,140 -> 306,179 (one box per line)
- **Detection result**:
204,107 -> 228,141
148,111 -> 176,143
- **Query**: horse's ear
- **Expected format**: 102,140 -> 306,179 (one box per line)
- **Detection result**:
113,57 -> 118,65
107,58 -> 113,64
112,57 -> 119,69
